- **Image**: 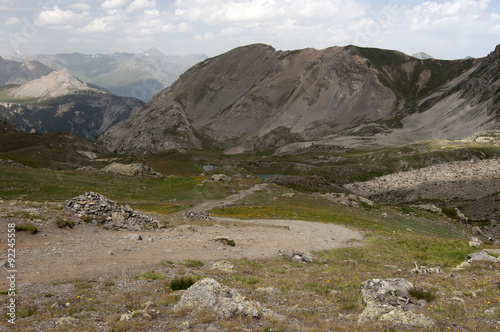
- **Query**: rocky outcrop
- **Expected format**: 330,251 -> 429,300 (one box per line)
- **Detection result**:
346,158 -> 500,203
65,192 -> 160,231
173,278 -> 273,319
358,278 -> 434,329
102,162 -> 163,178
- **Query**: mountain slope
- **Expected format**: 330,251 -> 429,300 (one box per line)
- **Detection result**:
100,43 -> 498,154
0,68 -> 144,140
0,56 -> 53,86
6,68 -> 101,100
11,50 -> 207,102
0,118 -> 23,134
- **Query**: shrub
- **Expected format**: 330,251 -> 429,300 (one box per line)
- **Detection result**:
55,217 -> 74,228
183,259 -> 204,268
213,237 -> 235,246
169,276 -> 196,291
15,223 -> 38,234
409,287 -> 437,302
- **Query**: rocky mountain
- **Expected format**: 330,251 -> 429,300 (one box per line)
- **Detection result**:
6,68 -> 102,100
0,68 -> 144,140
100,43 -> 499,154
10,49 -> 207,102
0,56 -> 53,86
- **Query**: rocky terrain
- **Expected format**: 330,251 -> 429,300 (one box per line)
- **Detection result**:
100,43 -> 499,154
345,158 -> 500,203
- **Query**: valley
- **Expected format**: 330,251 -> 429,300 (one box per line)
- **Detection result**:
0,43 -> 499,331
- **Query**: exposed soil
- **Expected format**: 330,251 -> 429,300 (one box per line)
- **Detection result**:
0,199 -> 362,289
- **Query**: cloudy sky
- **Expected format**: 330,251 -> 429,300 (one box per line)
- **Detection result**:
1,0 -> 499,59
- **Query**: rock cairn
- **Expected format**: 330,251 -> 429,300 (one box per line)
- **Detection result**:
185,208 -> 213,221
65,192 -> 159,231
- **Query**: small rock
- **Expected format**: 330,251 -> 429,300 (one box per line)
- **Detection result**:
210,260 -> 236,274
469,237 -> 483,247
119,312 -> 131,321
179,321 -> 191,330
57,316 -> 77,325
127,234 -> 142,241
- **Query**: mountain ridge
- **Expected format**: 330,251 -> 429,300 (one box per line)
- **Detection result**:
9,50 -> 207,102
0,56 -> 53,86
100,43 -> 498,154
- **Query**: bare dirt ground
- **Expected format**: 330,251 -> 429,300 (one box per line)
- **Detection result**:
0,200 -> 363,290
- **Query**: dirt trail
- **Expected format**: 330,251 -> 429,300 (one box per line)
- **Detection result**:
194,183 -> 269,211
1,210 -> 362,288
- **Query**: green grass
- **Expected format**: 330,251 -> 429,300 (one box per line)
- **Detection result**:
211,195 -> 464,239
54,217 -> 74,228
139,271 -> 166,280
169,276 -> 197,291
183,260 -> 204,268
0,165 -> 227,204
15,223 -> 38,234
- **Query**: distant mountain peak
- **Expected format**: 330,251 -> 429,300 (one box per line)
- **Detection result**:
141,47 -> 164,57
412,52 -> 434,60
7,69 -> 103,100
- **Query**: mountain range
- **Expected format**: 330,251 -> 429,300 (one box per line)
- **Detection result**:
9,49 -> 207,102
0,56 -> 53,86
0,65 -> 144,140
99,43 -> 500,154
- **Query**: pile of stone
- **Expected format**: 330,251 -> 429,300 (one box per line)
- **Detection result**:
65,192 -> 159,231
185,208 -> 213,221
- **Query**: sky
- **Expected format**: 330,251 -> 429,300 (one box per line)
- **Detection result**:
0,0 -> 499,60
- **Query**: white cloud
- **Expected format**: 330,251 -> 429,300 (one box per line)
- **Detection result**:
126,0 -> 156,12
5,17 -> 21,25
100,0 -> 129,10
35,6 -> 90,29
77,17 -> 115,34
174,0 -> 365,25
69,3 -> 92,11
408,0 -> 494,32
145,9 -> 160,16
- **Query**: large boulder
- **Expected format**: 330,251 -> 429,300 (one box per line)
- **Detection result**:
174,278 -> 273,319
